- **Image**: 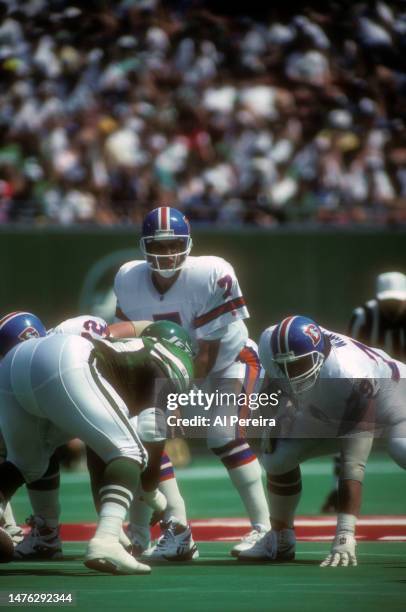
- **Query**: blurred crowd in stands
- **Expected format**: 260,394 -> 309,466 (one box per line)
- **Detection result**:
0,0 -> 405,227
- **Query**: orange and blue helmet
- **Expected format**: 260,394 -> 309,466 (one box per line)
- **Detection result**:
270,315 -> 326,394
140,206 -> 192,278
0,311 -> 47,357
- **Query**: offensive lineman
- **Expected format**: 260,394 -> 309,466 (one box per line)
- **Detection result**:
0,312 -> 193,573
114,206 -> 270,559
239,315 -> 406,566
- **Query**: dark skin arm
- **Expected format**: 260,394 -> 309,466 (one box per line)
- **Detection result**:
337,479 -> 362,516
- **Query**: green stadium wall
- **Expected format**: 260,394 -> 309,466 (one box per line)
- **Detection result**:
1,228 -> 405,341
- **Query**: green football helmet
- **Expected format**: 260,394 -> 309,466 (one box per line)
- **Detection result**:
141,320 -> 194,358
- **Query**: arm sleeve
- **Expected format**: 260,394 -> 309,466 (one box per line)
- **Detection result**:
193,260 -> 249,339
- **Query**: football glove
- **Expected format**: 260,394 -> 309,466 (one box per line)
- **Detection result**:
320,532 -> 357,567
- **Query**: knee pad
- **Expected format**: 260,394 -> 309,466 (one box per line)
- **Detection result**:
267,466 -> 302,496
261,451 -> 299,476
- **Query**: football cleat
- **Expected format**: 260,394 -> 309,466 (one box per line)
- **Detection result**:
142,518 -> 199,562
84,538 -> 151,575
230,524 -> 269,557
238,528 -> 296,562
2,523 -> 24,546
13,516 -> 62,560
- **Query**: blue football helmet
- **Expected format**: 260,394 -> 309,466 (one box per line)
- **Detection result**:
140,206 -> 192,278
270,315 -> 325,393
0,311 -> 47,357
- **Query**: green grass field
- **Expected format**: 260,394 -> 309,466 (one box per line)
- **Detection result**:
3,452 -> 406,612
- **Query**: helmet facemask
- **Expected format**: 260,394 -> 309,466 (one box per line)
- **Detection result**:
140,235 -> 192,278
273,350 -> 325,394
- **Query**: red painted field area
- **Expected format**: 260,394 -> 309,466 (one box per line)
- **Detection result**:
50,516 -> 406,542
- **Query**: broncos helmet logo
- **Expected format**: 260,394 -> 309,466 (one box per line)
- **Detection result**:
18,326 -> 42,341
303,324 -> 321,347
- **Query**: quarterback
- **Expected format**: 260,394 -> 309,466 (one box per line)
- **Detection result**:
239,315 -> 406,566
114,206 -> 270,559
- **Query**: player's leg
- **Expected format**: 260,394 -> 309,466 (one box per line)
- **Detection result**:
127,406 -> 196,560
0,432 -> 24,545
208,346 -> 271,556
158,452 -> 187,524
0,390 -> 53,561
239,438 -> 335,561
137,450 -> 198,561
14,453 -> 63,560
0,461 -> 27,561
31,337 -> 150,574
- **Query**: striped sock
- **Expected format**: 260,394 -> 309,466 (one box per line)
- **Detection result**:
95,485 -> 134,541
267,467 -> 302,528
158,452 -> 187,525
159,452 -> 175,481
213,440 -> 270,529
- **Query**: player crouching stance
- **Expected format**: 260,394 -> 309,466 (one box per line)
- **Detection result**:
0,312 -> 193,574
239,315 -> 406,566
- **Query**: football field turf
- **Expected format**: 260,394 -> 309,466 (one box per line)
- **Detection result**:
4,453 -> 406,612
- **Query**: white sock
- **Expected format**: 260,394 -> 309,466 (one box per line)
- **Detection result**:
159,477 -> 187,526
228,460 -> 270,529
95,485 -> 133,541
141,488 -> 167,513
129,489 -> 153,549
2,502 -> 17,527
27,489 -> 60,528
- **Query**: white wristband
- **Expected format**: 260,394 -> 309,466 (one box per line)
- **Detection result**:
336,513 -> 357,534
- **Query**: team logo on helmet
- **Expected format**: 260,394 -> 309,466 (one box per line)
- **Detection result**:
18,326 -> 42,341
303,324 -> 321,346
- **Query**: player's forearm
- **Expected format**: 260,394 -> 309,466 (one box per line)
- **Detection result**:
337,478 -> 362,516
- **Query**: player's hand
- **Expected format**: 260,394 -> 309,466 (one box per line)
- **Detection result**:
320,533 -> 357,567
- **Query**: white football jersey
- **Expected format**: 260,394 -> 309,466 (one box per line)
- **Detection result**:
259,325 -> 406,436
50,315 -> 109,340
114,256 -> 249,372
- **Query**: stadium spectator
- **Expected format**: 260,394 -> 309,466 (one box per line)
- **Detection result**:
0,1 -> 405,226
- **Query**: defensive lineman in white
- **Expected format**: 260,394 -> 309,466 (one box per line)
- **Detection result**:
114,206 -> 270,559
0,311 -> 193,573
239,315 -> 406,566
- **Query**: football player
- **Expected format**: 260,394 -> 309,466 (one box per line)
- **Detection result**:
114,206 -> 270,560
238,315 -> 406,566
0,313 -> 112,560
0,312 -> 193,573
4,313 -> 169,561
